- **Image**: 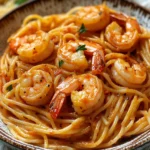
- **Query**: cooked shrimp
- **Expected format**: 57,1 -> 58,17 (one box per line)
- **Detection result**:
9,30 -> 54,63
56,40 -> 105,74
49,74 -> 105,119
111,58 -> 146,87
19,64 -> 54,106
75,4 -> 110,31
105,12 -> 141,52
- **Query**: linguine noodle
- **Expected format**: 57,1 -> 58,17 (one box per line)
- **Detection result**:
0,3 -> 150,149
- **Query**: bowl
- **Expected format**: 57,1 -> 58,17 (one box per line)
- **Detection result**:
0,0 -> 150,149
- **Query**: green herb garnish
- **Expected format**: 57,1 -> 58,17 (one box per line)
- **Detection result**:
59,60 -> 64,67
6,85 -> 13,91
15,0 -> 27,5
79,24 -> 87,34
76,45 -> 87,52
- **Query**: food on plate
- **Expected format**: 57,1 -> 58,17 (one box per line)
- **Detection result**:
0,3 -> 150,149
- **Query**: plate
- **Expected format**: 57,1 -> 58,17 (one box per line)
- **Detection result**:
0,0 -> 150,149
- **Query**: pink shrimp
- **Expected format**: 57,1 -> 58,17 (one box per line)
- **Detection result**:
49,74 -> 104,119
56,40 -> 105,74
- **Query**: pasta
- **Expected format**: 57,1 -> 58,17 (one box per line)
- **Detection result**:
0,3 -> 150,149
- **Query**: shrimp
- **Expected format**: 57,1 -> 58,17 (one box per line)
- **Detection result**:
49,74 -> 104,119
75,4 -> 110,31
105,12 -> 141,52
111,58 -> 146,88
19,64 -> 54,106
56,40 -> 105,74
9,30 -> 54,63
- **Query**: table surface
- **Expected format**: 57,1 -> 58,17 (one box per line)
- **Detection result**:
0,0 -> 150,150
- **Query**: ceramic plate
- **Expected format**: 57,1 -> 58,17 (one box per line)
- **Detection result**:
0,0 -> 150,149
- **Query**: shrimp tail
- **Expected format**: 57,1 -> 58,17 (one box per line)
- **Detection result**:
49,91 -> 66,119
110,12 -> 127,25
110,12 -> 141,33
92,50 -> 105,75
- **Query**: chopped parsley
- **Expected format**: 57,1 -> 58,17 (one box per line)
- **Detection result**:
59,60 -> 64,67
79,24 -> 87,34
6,85 -> 13,91
15,0 -> 27,5
76,45 -> 87,52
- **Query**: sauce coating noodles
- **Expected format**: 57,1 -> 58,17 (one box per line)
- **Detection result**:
1,3 -> 150,150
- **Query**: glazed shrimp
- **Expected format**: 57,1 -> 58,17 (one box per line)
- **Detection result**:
105,12 -> 141,52
49,74 -> 105,119
19,64 -> 54,106
9,30 -> 54,63
56,40 -> 105,74
111,58 -> 146,88
75,4 -> 110,31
